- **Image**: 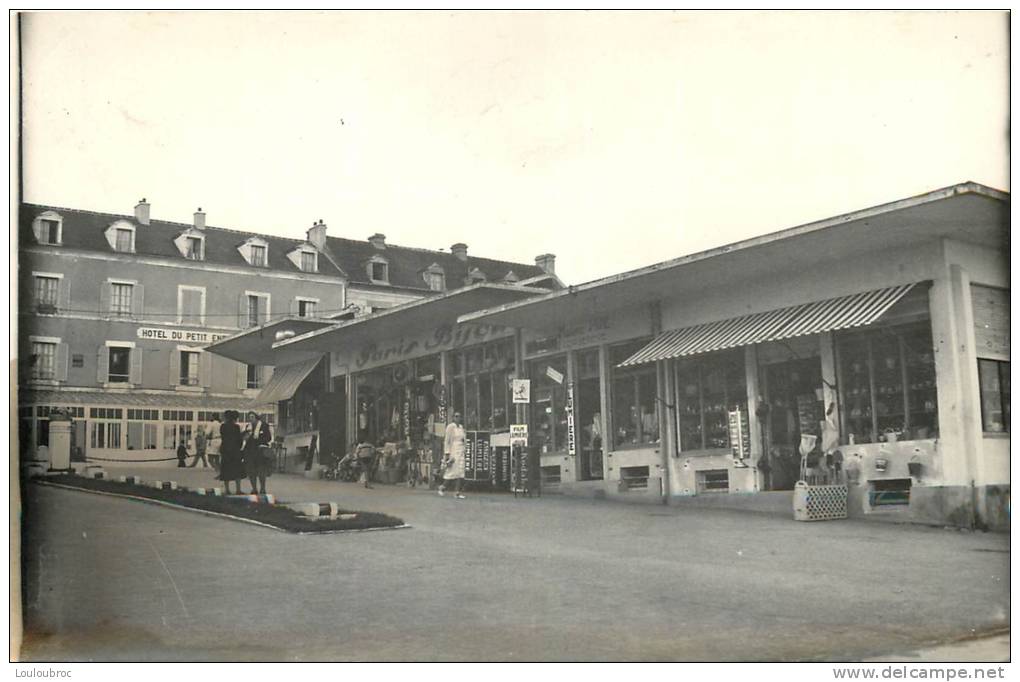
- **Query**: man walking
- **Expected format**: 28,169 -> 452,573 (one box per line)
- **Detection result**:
189,425 -> 209,468
439,411 -> 466,499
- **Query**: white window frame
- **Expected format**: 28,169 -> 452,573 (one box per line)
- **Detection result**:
239,237 -> 270,267
105,219 -> 137,253
367,255 -> 389,284
244,290 -> 271,327
104,340 -> 136,387
32,211 -> 63,245
177,285 -> 207,325
108,279 -> 136,317
296,296 -> 319,318
177,346 -> 202,388
32,271 -> 63,310
28,335 -> 61,382
246,363 -> 264,390
185,235 -> 204,260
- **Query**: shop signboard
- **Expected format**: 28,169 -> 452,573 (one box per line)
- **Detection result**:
545,366 -> 564,385
512,379 -> 531,404
337,322 -> 513,374
728,409 -> 751,460
464,435 -> 475,479
566,383 -> 576,457
137,326 -> 230,345
510,424 -> 528,446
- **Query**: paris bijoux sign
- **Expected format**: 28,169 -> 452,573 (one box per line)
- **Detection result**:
136,326 -> 231,345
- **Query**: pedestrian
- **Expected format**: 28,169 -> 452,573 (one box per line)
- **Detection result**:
243,411 -> 273,495
439,411 -> 466,499
217,410 -> 245,495
176,440 -> 189,468
206,415 -> 222,473
355,439 -> 377,489
189,425 -> 209,468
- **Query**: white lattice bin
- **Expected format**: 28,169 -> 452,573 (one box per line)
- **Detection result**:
793,481 -> 848,521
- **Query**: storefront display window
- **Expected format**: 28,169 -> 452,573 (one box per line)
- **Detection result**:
675,349 -> 746,451
448,339 -> 513,432
978,359 -> 1010,433
530,355 -> 568,453
837,321 -> 938,443
610,340 -> 658,448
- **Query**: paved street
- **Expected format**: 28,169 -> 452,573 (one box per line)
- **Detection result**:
18,466 -> 1010,662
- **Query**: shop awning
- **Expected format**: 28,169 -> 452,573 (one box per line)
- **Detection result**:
618,284 -> 916,367
251,357 -> 321,406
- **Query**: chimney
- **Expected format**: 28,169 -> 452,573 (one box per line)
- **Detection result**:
134,198 -> 150,225
535,253 -> 556,275
193,207 -> 206,230
451,243 -> 468,261
307,219 -> 327,249
368,233 -> 386,250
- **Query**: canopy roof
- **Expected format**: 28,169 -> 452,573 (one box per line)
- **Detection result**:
459,183 -> 1008,333
273,283 -> 543,355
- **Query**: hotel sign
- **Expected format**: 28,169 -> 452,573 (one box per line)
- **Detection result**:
136,326 -> 231,345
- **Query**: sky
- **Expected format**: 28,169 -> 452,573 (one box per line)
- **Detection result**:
19,11 -> 1009,287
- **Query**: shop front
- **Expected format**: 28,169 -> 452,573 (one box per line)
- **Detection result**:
460,183 -> 1009,527
271,284 -> 544,488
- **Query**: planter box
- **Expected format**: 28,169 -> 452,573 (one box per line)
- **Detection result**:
793,481 -> 848,521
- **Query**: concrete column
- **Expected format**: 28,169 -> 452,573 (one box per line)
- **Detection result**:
928,258 -> 982,489
656,359 -> 673,502
598,344 -> 611,481
818,332 -> 840,452
744,345 -> 763,492
48,419 -> 72,471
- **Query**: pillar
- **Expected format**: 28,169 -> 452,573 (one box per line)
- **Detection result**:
744,344 -> 763,492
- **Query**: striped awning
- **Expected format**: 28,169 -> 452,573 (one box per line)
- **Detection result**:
618,284 -> 916,367
253,357 -> 321,406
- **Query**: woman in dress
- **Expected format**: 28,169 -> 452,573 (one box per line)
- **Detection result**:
242,411 -> 273,495
217,410 -> 245,495
439,411 -> 467,499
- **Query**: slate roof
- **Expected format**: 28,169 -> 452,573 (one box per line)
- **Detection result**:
324,235 -> 547,289
19,203 -> 553,292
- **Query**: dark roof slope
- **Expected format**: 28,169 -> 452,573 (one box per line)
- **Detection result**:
20,203 -> 346,277
19,203 -> 553,291
324,236 -> 547,290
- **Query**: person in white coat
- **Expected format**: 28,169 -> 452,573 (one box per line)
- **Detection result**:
206,415 -> 222,473
439,412 -> 467,499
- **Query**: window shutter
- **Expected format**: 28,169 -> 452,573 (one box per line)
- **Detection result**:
200,351 -> 213,387
238,294 -> 248,329
96,347 -> 109,383
32,220 -> 42,243
261,294 -> 271,325
59,278 -> 71,312
169,349 -> 180,387
57,343 -> 69,381
99,283 -> 110,316
289,298 -> 298,316
237,362 -> 248,390
129,347 -> 143,384
133,284 -> 145,318
263,366 -> 275,384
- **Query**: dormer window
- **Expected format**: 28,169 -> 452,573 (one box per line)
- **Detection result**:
174,229 -> 205,261
367,256 -> 389,284
503,270 -> 520,284
238,237 -> 270,267
31,211 -> 63,245
423,263 -> 446,292
301,251 -> 317,272
466,267 -> 487,285
104,220 -> 136,253
185,236 -> 203,260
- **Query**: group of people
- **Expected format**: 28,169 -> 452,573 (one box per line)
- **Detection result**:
174,411 -> 273,495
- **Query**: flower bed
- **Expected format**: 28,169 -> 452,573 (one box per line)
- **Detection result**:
34,474 -> 406,534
